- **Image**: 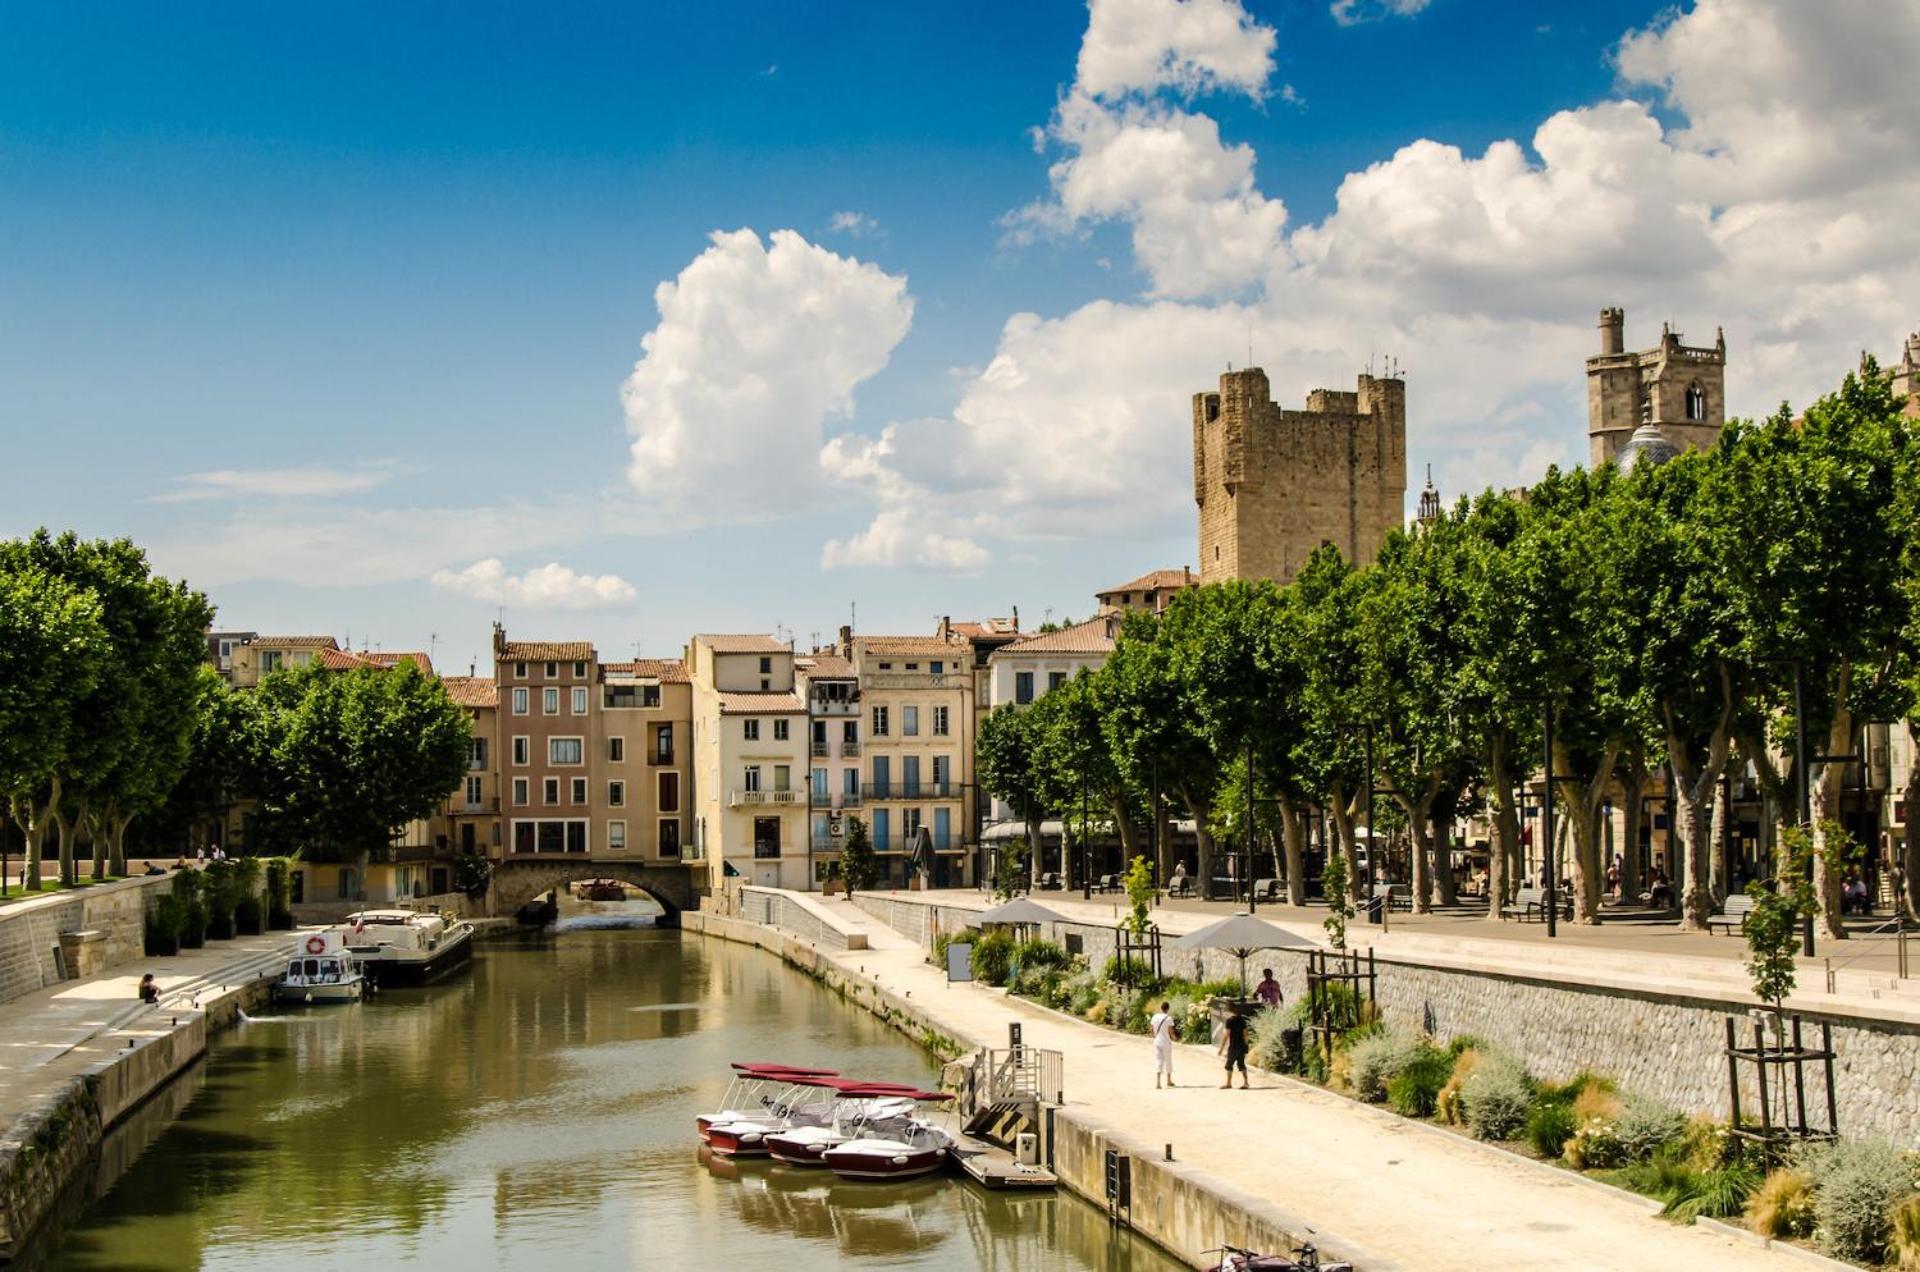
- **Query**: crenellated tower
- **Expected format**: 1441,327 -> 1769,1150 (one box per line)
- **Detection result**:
1586,307 -> 1727,467
1193,365 -> 1407,586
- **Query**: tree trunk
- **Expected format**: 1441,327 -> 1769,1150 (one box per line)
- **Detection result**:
1484,735 -> 1516,918
1111,793 -> 1138,865
1561,741 -> 1619,926
1433,805 -> 1459,906
1904,721 -> 1920,919
1180,785 -> 1215,895
1671,777 -> 1713,931
1396,775 -> 1441,915
1327,783 -> 1364,901
51,797 -> 79,888
1810,697 -> 1852,940
110,812 -> 132,878
1708,776 -> 1729,904
83,802 -> 106,881
1278,794 -> 1307,906
1025,813 -> 1043,889
10,788 -> 54,893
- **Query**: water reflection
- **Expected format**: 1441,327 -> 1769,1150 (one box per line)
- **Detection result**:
38,930 -> 1182,1271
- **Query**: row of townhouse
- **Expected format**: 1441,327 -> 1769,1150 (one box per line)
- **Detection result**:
194,567 -> 1202,905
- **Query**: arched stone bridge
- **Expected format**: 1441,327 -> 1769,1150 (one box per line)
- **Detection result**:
486,858 -> 700,923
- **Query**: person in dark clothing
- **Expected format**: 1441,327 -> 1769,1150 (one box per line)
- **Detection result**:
1218,1004 -> 1250,1088
138,973 -> 160,1004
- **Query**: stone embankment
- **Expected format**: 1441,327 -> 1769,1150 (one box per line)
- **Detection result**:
849,891 -> 1920,1148
0,875 -> 176,1008
696,886 -> 1842,1271
0,932 -> 291,1261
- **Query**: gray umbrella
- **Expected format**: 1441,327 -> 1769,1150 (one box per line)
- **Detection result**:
907,825 -> 935,881
974,897 -> 1070,928
1170,912 -> 1318,996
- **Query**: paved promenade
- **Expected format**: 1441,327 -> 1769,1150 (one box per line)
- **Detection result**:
789,893 -> 1817,1272
0,931 -> 295,1129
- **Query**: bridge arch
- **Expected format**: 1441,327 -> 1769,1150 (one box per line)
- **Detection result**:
486,859 -> 698,923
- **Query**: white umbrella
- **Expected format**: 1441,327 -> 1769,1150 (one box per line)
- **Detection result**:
1169,911 -> 1318,996
974,897 -> 1070,928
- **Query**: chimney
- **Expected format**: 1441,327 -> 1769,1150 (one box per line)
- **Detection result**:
1599,307 -> 1624,356
937,615 -> 950,640
837,624 -> 852,658
1011,605 -> 1020,633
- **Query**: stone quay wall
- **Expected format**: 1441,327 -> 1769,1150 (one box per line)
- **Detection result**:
851,894 -> 1920,1149
0,876 -> 174,1008
737,887 -> 867,952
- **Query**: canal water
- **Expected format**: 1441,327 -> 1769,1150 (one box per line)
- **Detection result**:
38,929 -> 1184,1271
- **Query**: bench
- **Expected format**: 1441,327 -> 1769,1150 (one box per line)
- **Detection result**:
1501,886 -> 1569,922
1165,876 -> 1194,898
1038,871 -> 1062,891
1706,893 -> 1757,935
1093,873 -> 1119,894
1251,878 -> 1282,902
1362,883 -> 1408,915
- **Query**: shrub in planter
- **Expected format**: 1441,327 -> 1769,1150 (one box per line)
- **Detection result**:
1460,1056 -> 1532,1142
201,859 -> 238,939
1527,1101 -> 1578,1159
1011,938 -> 1070,980
1100,954 -> 1158,990
1746,1167 -> 1817,1240
171,871 -> 208,947
1663,1160 -> 1760,1222
234,895 -> 264,936
1347,1027 -> 1433,1103
969,929 -> 1016,986
1387,1048 -> 1452,1118
1612,1092 -> 1685,1163
1889,1193 -> 1920,1271
144,894 -> 185,956
1805,1138 -> 1916,1264
1436,1048 -> 1482,1126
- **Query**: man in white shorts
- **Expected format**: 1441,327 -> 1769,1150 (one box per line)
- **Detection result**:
1150,999 -> 1177,1088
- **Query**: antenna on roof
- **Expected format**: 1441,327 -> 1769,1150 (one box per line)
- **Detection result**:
429,633 -> 439,664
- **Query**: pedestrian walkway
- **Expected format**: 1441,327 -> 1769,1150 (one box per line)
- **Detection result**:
795,894 -> 1814,1272
0,930 -> 296,1129
905,887 -> 1920,1024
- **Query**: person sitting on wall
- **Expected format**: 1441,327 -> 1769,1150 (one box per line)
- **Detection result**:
1646,866 -> 1674,909
138,973 -> 160,1004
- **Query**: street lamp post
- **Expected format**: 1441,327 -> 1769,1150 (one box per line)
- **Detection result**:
1366,722 -> 1381,926
1542,697 -> 1558,940
1081,775 -> 1091,901
1790,659 -> 1815,958
1246,739 -> 1258,914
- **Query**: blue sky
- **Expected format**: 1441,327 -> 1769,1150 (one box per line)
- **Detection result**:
4,0 -> 1915,670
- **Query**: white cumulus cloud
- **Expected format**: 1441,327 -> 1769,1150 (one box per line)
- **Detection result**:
1330,0 -> 1431,27
620,228 -> 913,514
1074,0 -> 1276,100
829,210 -> 881,237
431,559 -> 637,610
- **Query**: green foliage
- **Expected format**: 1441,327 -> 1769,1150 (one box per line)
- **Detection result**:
1101,954 -> 1158,988
1747,1168 -> 1818,1240
968,928 -> 1016,987
262,856 -> 294,926
1889,1194 -> 1920,1271
1250,999 -> 1304,1072
1010,938 -> 1070,977
929,929 -> 954,968
1614,1091 -> 1688,1163
1460,1055 -> 1532,1141
839,816 -> 878,897
453,852 -> 491,899
1803,1139 -> 1918,1263
1345,1027 -> 1433,1103
1122,854 -> 1154,934
251,661 -> 471,862
201,858 -> 240,937
1322,847 -> 1352,951
991,840 -> 1028,899
1664,1161 -> 1762,1223
1527,1102 -> 1578,1159
1387,1049 -> 1452,1118
1745,825 -> 1821,1013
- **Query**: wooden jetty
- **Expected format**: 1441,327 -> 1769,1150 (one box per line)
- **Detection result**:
949,1132 -> 1058,1189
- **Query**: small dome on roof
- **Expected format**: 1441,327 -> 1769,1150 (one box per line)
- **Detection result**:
1615,422 -> 1680,469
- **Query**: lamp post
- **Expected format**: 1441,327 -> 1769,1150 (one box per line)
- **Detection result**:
1081,773 -> 1091,901
1542,697 -> 1558,940
1246,739 -> 1257,913
1366,722 -> 1381,926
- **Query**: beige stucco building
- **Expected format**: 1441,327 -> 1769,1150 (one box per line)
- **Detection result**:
1096,567 -> 1194,616
687,634 -> 809,891
848,632 -> 974,887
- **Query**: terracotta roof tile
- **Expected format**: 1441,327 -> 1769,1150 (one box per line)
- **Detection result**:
717,691 -> 806,714
315,647 -> 368,671
442,676 -> 498,708
854,635 -> 968,658
951,620 -> 1022,640
366,651 -> 433,673
797,653 -> 856,678
695,634 -> 788,654
602,659 -> 690,684
248,635 -> 340,650
499,641 -> 594,661
1098,567 -> 1194,597
998,615 -> 1120,655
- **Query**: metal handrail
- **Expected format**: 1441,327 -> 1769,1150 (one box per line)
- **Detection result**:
1822,913 -> 1914,989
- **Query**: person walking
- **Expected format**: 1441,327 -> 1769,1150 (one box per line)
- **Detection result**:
1150,1000 -> 1177,1088
1218,1003 -> 1250,1088
1254,968 -> 1282,1010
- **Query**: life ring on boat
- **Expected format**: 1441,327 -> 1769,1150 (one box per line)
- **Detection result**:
305,935 -> 327,955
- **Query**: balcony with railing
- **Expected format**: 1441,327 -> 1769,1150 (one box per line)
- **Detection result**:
730,788 -> 804,807
810,741 -> 830,758
810,692 -> 860,716
809,788 -> 860,810
860,672 -> 964,690
861,780 -> 955,801
648,747 -> 676,766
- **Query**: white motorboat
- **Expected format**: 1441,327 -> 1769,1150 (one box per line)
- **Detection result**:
766,1089 -> 920,1166
697,1063 -> 839,1145
821,1090 -> 956,1181
273,931 -> 366,1003
332,909 -> 474,986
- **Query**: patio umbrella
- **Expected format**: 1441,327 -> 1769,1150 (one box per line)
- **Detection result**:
973,897 -> 1070,927
1169,911 -> 1318,996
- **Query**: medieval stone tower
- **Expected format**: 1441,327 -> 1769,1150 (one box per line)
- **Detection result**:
1192,366 -> 1407,587
1586,307 -> 1727,467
